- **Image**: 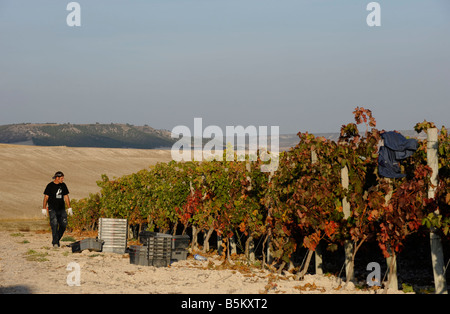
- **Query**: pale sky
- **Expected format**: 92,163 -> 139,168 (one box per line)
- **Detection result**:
1,0 -> 449,134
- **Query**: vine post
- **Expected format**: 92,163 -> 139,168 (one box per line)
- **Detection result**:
384,178 -> 398,291
266,170 -> 275,265
427,127 -> 448,294
244,161 -> 256,263
311,149 -> 324,275
230,235 -> 237,255
341,165 -> 354,282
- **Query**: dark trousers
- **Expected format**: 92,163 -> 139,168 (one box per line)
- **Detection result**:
49,209 -> 67,246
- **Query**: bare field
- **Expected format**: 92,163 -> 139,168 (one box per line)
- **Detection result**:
0,144 -> 172,219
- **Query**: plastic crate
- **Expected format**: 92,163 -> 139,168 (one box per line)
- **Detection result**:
139,232 -> 190,263
147,237 -> 171,259
172,235 -> 190,250
99,218 -> 128,254
138,232 -> 173,267
139,232 -> 190,250
148,249 -> 171,258
150,258 -> 170,267
138,231 -> 156,245
71,238 -> 104,253
129,247 -> 171,267
129,245 -> 149,266
139,232 -> 172,252
139,231 -> 170,244
171,248 -> 188,262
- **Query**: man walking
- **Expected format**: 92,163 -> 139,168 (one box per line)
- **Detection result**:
42,171 -> 73,247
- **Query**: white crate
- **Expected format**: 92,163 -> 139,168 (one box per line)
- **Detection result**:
98,218 -> 128,253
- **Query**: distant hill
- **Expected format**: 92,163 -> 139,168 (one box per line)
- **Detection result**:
0,123 -> 432,150
0,123 -> 175,149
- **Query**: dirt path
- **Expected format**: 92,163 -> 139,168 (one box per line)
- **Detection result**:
0,228 -> 407,294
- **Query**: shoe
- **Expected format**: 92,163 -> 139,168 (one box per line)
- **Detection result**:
53,244 -> 59,248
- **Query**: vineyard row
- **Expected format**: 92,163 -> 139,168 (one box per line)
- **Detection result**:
68,109 -> 450,289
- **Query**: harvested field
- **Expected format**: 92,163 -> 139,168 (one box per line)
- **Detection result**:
0,143 -> 172,219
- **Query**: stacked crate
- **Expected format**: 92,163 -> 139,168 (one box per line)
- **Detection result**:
98,218 -> 128,254
147,233 -> 172,267
135,232 -> 190,266
137,232 -> 172,267
129,245 -> 149,266
171,235 -> 190,262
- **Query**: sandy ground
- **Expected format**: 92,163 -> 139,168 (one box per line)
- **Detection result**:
0,229 -> 406,295
0,144 -> 172,219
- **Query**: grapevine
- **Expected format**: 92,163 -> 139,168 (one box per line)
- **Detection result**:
68,109 -> 449,290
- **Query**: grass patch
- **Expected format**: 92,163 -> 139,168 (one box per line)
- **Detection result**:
402,283 -> 415,293
25,249 -> 49,262
10,232 -> 25,237
61,235 -> 76,242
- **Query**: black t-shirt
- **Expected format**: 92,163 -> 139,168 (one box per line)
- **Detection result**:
44,182 -> 69,211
